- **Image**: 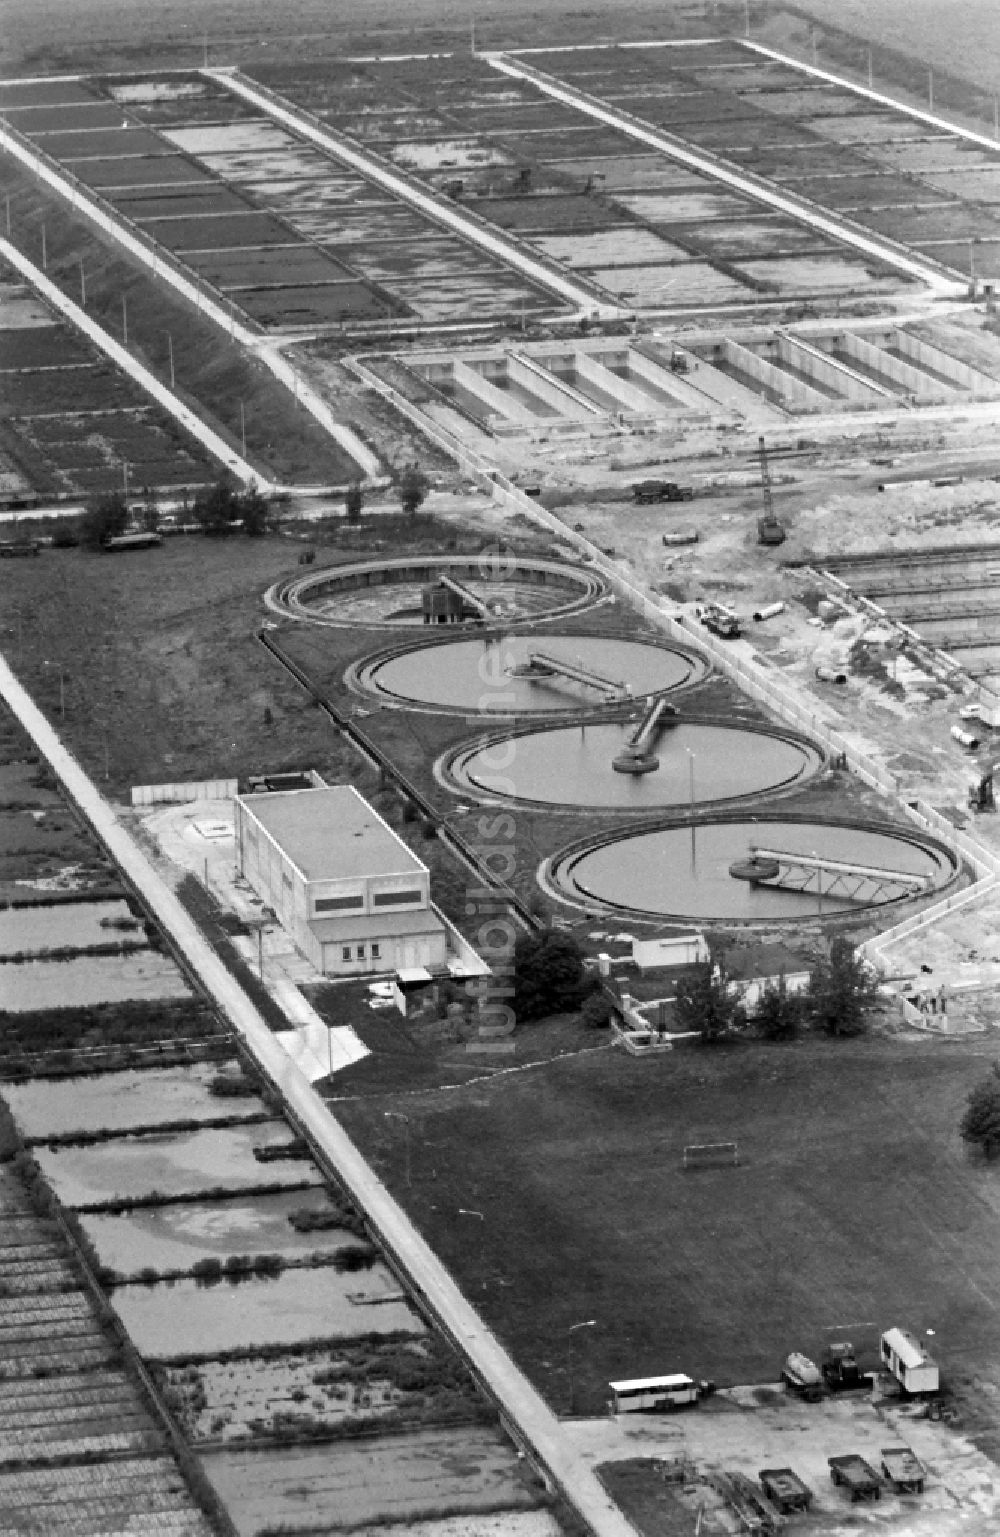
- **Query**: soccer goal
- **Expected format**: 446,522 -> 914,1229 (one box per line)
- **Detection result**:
683,1141 -> 739,1170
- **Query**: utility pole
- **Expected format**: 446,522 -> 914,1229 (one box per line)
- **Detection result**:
79,259 -> 86,307
811,27 -> 818,68
470,19 -> 476,55
928,68 -> 934,111
744,0 -> 750,40
994,95 -> 999,140
40,223 -> 46,269
167,331 -> 174,388
240,399 -> 247,460
122,293 -> 128,345
4,194 -> 10,238
867,48 -> 873,90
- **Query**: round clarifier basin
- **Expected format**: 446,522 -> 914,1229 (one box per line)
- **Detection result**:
356,634 -> 706,714
557,818 -> 955,922
446,720 -> 822,810
267,555 -> 605,630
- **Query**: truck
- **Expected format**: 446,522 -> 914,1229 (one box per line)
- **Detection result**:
0,539 -> 40,558
879,1328 -> 939,1396
781,1352 -> 823,1402
697,602 -> 741,640
631,480 -> 694,505
822,1341 -> 863,1392
829,1454 -> 881,1503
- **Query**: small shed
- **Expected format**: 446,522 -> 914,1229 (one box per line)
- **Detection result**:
632,933 -> 709,973
392,966 -> 436,1016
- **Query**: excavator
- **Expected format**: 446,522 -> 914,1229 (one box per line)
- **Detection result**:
969,762 -> 1000,812
756,436 -> 786,546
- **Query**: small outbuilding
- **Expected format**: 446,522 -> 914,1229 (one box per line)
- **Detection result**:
880,1328 -> 939,1395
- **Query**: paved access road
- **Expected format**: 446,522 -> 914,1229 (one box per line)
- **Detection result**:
0,652 -> 637,1537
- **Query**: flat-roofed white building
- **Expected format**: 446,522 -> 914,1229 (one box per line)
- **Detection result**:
235,784 -> 448,976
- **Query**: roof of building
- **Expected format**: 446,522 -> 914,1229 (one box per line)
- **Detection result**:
309,908 -> 445,943
882,1328 -> 935,1370
239,786 -> 428,884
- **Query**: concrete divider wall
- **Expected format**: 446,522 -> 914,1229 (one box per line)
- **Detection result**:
723,338 -> 829,412
776,334 -> 887,405
840,331 -> 944,400
893,328 -> 998,393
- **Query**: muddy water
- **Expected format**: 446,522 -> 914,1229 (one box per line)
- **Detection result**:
366,635 -> 702,713
200,1425 -> 537,1537
453,721 -> 821,809
112,1265 -> 421,1356
0,952 -> 190,1011
564,818 -> 951,920
33,1121 -> 322,1209
0,899 -> 138,958
1,1062 -> 265,1139
80,1189 -> 358,1274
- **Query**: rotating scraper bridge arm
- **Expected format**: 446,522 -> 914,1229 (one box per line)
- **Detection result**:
739,846 -> 934,902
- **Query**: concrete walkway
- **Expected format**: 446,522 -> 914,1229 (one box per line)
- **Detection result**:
0,122 -> 379,479
0,652 -> 637,1537
487,53 -> 965,296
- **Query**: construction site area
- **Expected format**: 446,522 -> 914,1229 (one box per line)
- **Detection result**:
7,4 -> 1000,1536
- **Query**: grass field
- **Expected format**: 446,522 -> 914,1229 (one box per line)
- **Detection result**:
335,1033 -> 1000,1415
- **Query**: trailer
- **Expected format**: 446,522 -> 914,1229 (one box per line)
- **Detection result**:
880,1328 -> 940,1396
881,1446 -> 926,1495
759,1467 -> 812,1514
829,1455 -> 881,1502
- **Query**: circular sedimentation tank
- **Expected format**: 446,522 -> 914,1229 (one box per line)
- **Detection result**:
443,719 -> 822,810
266,554 -> 606,630
549,816 -> 956,923
351,632 -> 706,715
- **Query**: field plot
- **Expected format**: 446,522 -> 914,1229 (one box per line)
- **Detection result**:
33,1120 -> 322,1208
2,1061 -> 267,1139
487,41 -> 1000,284
155,1333 -> 480,1444
80,1187 -> 361,1276
114,1265 -> 422,1355
0,267 -> 220,496
201,1426 -> 541,1537
0,1457 -> 211,1535
0,1160 -> 212,1532
337,1036 -> 1000,1414
57,71 -> 566,327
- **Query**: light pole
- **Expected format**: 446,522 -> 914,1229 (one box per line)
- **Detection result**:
684,747 -> 697,870
43,659 -> 66,718
384,1110 -> 411,1187
567,1319 -> 596,1414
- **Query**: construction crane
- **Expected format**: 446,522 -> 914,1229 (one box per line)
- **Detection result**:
757,436 -> 786,546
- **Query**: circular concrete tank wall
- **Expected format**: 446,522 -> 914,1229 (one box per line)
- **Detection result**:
549,815 -> 956,923
266,555 -> 606,630
351,632 -> 707,715
443,720 -> 822,810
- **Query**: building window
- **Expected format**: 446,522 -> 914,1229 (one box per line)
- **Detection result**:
372,889 -> 421,907
341,947 -> 351,963
356,945 -> 366,961
314,894 -> 364,913
371,943 -> 381,960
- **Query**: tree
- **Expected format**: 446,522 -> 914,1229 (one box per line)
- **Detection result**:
80,491 -> 128,549
673,961 -> 742,1043
754,974 -> 802,1041
961,1063 -> 1000,1159
806,937 -> 881,1036
398,463 -> 430,516
193,476 -> 240,537
513,928 -> 587,1023
345,483 -> 364,524
580,988 -> 614,1029
239,485 -> 268,538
